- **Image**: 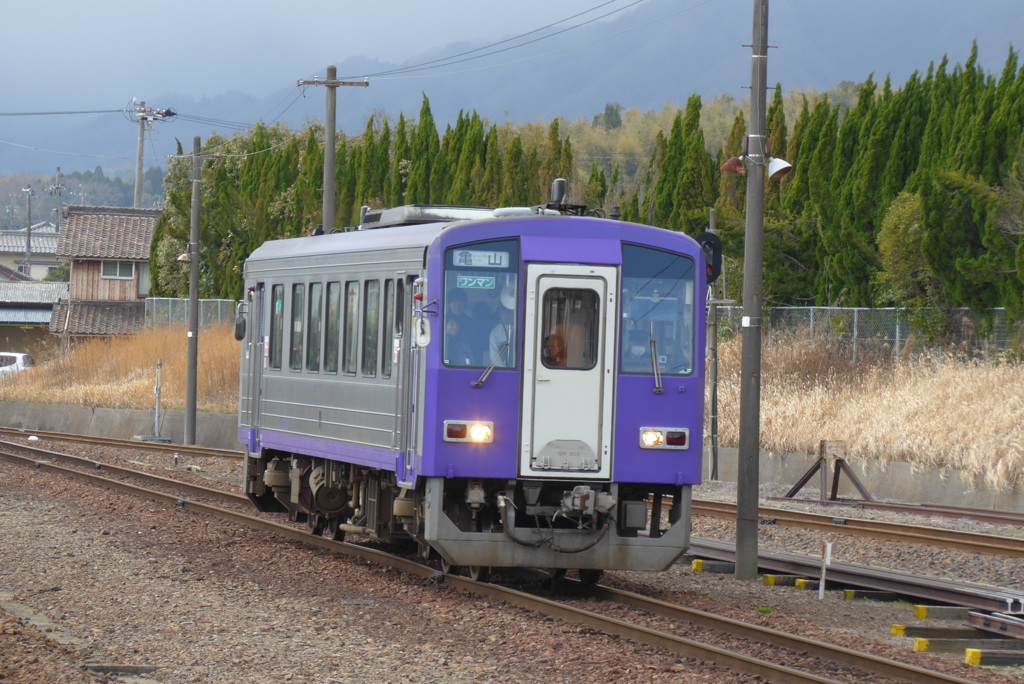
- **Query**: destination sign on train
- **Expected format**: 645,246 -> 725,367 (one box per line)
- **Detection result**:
452,250 -> 509,268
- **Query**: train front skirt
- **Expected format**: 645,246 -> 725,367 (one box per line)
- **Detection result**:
423,478 -> 692,572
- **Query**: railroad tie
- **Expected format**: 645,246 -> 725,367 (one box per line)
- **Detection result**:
913,605 -> 971,620
965,648 -> 1024,667
913,637 -> 1023,653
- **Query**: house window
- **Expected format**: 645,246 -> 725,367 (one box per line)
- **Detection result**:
101,261 -> 135,280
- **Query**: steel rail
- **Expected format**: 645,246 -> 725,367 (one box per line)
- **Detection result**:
0,450 -> 977,683
694,500 -> 1024,559
768,497 -> 1024,528
588,584 -> 979,684
0,440 -> 247,506
0,427 -> 242,460
689,537 -> 1024,614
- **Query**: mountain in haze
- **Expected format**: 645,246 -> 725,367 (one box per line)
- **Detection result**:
2,0 -> 1017,176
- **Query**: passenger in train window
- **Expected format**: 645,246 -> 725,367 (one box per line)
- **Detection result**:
488,288 -> 516,367
444,317 -> 474,366
469,300 -> 495,364
622,329 -> 654,372
446,288 -> 468,328
543,332 -> 568,367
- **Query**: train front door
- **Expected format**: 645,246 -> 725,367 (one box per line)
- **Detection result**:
520,264 -> 617,479
245,282 -> 267,452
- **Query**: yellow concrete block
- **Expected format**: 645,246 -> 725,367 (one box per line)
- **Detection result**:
965,649 -> 982,666
890,625 -> 906,637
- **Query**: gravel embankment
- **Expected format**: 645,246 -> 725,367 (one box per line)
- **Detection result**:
1,442 -> 1021,683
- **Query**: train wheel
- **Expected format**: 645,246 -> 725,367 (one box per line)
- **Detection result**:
440,558 -> 459,576
326,517 -> 346,542
288,509 -> 308,524
307,514 -> 325,536
468,566 -> 490,582
577,569 -> 603,586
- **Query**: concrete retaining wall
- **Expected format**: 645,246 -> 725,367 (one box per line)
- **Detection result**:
706,446 -> 1024,512
1,401 -> 1019,512
0,402 -> 239,452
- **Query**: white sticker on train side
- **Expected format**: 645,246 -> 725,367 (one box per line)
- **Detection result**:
456,275 -> 495,289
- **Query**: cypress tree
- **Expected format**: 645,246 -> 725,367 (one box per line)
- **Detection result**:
406,95 -> 439,204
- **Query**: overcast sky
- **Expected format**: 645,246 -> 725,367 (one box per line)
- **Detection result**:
2,0 -> 621,109
0,0 -> 1020,176
4,0 -> 1021,109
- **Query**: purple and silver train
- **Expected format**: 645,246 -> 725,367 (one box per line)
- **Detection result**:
237,197 -> 709,582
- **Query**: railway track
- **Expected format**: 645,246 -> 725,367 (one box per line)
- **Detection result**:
0,439 -> 989,683
693,499 -> 1024,559
0,426 -> 242,460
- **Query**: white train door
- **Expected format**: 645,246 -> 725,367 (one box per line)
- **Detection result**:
520,264 -> 617,479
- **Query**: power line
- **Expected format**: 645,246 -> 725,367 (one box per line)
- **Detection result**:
0,109 -> 125,117
339,0 -> 647,80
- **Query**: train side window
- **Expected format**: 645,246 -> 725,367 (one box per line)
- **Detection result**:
362,280 -> 380,377
324,282 -> 341,374
395,279 -> 405,336
306,282 -> 322,372
269,284 -> 284,370
342,281 -> 359,375
621,244 -> 695,375
540,288 -> 600,370
290,284 -> 305,371
381,279 -> 395,378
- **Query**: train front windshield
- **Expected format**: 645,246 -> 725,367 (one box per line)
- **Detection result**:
443,239 -> 520,368
620,244 -> 695,375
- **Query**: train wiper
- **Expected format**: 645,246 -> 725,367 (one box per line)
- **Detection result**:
473,343 -> 509,388
650,337 -> 663,394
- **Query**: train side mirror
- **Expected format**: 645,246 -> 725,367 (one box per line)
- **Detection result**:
415,317 -> 431,348
696,231 -> 723,285
234,315 -> 246,341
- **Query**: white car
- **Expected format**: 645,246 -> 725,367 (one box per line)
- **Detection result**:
0,352 -> 35,377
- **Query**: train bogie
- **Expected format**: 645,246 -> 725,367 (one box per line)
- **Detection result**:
238,201 -> 708,574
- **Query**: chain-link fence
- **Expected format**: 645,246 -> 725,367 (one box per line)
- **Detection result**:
715,307 -> 1024,361
145,298 -> 238,329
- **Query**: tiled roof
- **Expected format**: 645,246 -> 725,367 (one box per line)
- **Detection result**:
58,206 -> 161,260
0,306 -> 54,324
0,263 -> 31,282
0,282 -> 68,304
0,230 -> 59,255
49,300 -> 145,336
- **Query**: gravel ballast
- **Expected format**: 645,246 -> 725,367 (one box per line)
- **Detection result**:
1,446 -> 1021,683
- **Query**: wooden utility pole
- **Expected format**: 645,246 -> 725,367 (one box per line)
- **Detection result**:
297,67 -> 368,232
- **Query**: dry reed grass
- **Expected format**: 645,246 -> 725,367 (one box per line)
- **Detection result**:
1,324 -> 1020,489
714,334 -> 1024,490
0,325 -> 239,414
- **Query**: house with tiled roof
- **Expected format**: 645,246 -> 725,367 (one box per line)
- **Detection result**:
0,223 -> 62,281
0,281 -> 68,355
49,206 -> 161,338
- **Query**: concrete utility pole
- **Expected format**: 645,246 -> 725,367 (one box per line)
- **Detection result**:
131,101 -> 174,208
735,0 -> 771,581
21,186 -> 33,276
47,167 -> 64,233
297,67 -> 368,231
185,136 -> 201,446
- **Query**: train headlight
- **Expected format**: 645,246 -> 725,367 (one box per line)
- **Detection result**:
639,427 -> 689,450
444,420 -> 494,443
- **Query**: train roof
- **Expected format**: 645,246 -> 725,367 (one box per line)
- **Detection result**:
244,204 -> 702,273
245,205 -> 552,266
